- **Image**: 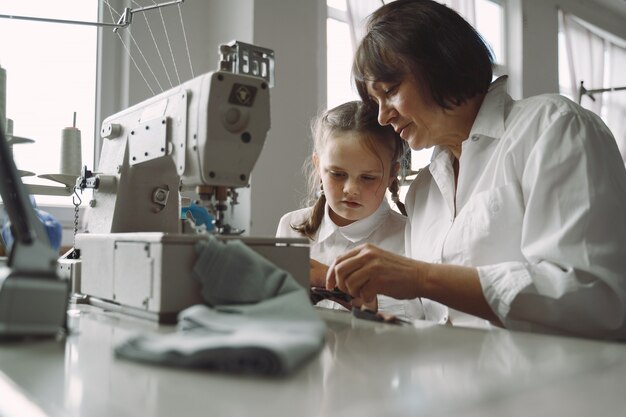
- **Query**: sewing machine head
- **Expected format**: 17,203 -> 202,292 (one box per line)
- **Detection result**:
80,41 -> 274,235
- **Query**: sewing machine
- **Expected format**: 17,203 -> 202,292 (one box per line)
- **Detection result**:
62,42 -> 308,322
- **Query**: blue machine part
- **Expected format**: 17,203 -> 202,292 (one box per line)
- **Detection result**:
1,197 -> 63,252
181,203 -> 215,232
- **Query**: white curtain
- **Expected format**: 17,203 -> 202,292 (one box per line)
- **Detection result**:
345,0 -> 384,51
605,43 -> 626,160
560,11 -> 606,115
561,11 -> 626,161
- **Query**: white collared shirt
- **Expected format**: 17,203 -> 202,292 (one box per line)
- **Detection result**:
406,76 -> 626,338
277,199 -> 423,321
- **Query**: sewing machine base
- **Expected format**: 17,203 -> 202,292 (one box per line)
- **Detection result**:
64,233 -> 309,323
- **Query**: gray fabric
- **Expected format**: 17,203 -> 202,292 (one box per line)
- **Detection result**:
115,236 -> 326,376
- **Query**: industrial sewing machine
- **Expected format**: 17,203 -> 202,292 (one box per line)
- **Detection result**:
61,41 -> 308,322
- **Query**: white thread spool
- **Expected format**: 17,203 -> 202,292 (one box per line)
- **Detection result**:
60,124 -> 82,176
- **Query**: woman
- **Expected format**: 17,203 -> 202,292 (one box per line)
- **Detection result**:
326,0 -> 626,339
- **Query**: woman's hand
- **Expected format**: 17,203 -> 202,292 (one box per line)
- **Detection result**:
326,244 -> 502,324
326,243 -> 424,301
310,258 -> 378,310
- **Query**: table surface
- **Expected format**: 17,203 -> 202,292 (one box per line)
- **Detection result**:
1,304 -> 626,417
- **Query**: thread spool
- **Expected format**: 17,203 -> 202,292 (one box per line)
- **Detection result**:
60,125 -> 82,176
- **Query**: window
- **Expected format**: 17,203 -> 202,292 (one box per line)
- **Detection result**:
475,0 -> 506,76
0,0 -> 98,207
558,30 -> 574,102
327,1 -> 360,110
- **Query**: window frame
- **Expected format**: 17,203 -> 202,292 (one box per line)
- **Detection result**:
478,0 -> 508,77
0,0 -> 100,249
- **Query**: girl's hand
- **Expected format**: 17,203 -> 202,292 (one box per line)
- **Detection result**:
309,258 -> 329,288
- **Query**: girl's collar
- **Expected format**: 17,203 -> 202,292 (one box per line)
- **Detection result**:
317,199 -> 392,243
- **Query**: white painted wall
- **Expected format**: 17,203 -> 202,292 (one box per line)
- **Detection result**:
250,0 -> 326,236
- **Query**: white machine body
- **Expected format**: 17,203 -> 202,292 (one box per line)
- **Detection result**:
87,69 -> 270,233
76,233 -> 308,322
67,42 -> 309,321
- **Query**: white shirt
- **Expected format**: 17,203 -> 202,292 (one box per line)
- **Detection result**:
406,76 -> 626,339
277,199 -> 423,321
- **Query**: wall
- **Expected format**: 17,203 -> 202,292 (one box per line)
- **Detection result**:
250,0 -> 326,236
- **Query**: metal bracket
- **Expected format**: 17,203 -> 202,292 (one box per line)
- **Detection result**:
219,41 -> 275,87
578,81 -> 626,104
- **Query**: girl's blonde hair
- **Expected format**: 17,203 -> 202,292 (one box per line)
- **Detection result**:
293,100 -> 407,239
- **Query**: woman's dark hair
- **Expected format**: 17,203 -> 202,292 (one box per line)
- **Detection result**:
353,0 -> 495,109
293,101 -> 407,239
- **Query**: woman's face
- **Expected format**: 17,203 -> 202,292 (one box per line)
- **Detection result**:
365,74 -> 463,153
314,132 -> 397,227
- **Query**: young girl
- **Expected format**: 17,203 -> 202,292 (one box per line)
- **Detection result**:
276,100 -> 422,322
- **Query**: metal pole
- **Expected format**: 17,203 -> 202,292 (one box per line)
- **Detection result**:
0,0 -> 183,30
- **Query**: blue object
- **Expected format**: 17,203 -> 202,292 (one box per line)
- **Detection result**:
1,197 -> 63,252
181,203 -> 215,232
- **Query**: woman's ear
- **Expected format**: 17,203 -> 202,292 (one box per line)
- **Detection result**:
388,161 -> 400,186
312,152 -> 320,173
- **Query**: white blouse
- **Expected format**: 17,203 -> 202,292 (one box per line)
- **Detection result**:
406,76 -> 626,339
277,199 -> 423,321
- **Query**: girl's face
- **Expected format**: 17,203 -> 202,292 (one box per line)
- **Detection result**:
314,132 -> 398,227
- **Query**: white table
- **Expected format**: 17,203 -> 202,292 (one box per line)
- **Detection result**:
1,304 -> 625,417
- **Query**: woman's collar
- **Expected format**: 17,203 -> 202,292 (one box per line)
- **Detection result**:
468,75 -> 509,140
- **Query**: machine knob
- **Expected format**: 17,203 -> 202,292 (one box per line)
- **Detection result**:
101,123 -> 121,139
224,108 -> 241,125
221,106 -> 249,133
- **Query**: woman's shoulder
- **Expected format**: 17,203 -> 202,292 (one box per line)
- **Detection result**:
505,93 -> 613,148
276,207 -> 313,237
510,93 -> 595,127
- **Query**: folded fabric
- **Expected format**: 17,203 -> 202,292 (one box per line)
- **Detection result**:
115,236 -> 326,376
